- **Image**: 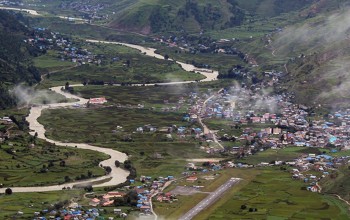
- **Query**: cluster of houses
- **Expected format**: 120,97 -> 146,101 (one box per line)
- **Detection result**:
186,85 -> 350,155
59,2 -> 109,20
29,205 -> 126,220
289,153 -> 350,192
24,28 -> 101,65
0,116 -> 13,143
0,1 -> 22,6
87,175 -> 176,217
89,191 -> 125,207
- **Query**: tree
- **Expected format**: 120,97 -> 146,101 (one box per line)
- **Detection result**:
84,185 -> 93,192
240,204 -> 247,210
126,60 -> 131,67
115,160 -> 120,168
64,176 -> 71,182
164,54 -> 169,60
65,82 -> 69,90
59,160 -> 66,167
5,188 -> 12,195
123,160 -> 132,170
104,166 -> 112,174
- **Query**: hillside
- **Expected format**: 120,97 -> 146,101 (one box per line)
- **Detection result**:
0,10 -> 41,109
10,0 -> 318,34
108,0 -> 319,34
271,1 -> 350,109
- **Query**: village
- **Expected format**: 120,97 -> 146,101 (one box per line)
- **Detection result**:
4,72 -> 350,219
25,27 -> 101,66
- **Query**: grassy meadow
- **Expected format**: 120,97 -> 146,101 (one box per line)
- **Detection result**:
38,107 -> 201,143
0,138 -> 108,187
0,190 -> 83,219
154,166 -> 350,220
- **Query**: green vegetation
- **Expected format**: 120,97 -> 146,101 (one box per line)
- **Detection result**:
74,83 -> 205,107
0,190 -> 83,219
0,10 -> 42,109
236,147 -> 311,165
33,50 -> 76,72
103,142 -> 207,178
196,168 -> 350,220
38,107 -> 199,143
41,42 -> 205,85
0,138 -> 108,187
321,167 -> 350,201
154,45 -> 244,71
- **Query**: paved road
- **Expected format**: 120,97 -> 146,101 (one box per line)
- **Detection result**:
179,178 -> 241,220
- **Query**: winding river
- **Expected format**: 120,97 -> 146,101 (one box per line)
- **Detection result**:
0,39 -> 218,193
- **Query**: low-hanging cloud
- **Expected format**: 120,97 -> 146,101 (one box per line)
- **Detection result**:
273,7 -> 350,55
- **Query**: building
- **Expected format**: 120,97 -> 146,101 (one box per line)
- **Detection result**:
89,97 -> 107,104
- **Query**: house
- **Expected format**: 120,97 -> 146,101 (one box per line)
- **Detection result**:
186,176 -> 198,182
89,97 -> 107,104
89,198 -> 100,207
140,206 -> 151,212
102,200 -> 114,206
114,209 -> 122,215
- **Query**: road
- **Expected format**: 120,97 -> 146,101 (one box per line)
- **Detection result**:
0,6 -> 40,15
179,178 -> 241,220
197,88 -> 225,149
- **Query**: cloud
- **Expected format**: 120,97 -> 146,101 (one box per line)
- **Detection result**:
273,7 -> 350,56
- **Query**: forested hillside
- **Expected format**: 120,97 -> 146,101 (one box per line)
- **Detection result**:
108,0 -> 316,34
0,10 -> 41,109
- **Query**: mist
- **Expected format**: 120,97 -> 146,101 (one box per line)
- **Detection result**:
10,85 -> 67,106
273,7 -> 350,55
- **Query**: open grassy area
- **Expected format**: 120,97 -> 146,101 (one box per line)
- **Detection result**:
236,147 -> 310,165
46,54 -> 204,84
154,45 -> 244,71
33,50 -> 76,72
195,167 -> 350,220
0,137 -> 108,187
38,107 -> 202,143
74,83 -> 207,109
321,167 -> 350,201
99,141 -> 208,178
0,190 -> 83,220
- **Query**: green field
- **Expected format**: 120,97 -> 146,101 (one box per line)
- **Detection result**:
45,53 -> 204,85
154,166 -> 350,219
99,142 -> 208,178
236,147 -> 317,165
0,190 -> 83,219
0,138 -> 108,187
33,50 -> 76,72
195,168 -> 350,220
154,45 -> 244,71
38,107 -> 200,143
73,83 -> 207,109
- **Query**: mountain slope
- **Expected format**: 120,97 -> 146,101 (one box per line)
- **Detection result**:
108,0 -> 317,34
0,10 -> 41,109
271,2 -> 350,108
15,0 -> 318,34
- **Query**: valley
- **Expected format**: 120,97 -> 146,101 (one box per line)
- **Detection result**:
0,1 -> 350,220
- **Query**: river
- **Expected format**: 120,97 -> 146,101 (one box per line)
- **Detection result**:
0,34 -> 218,194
